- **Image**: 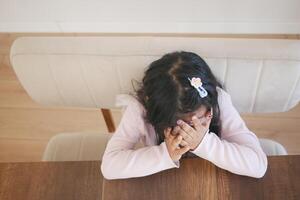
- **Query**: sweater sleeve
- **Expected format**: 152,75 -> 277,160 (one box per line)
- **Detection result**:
190,88 -> 268,178
101,97 -> 179,180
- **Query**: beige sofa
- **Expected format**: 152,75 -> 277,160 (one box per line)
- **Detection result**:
10,36 -> 298,161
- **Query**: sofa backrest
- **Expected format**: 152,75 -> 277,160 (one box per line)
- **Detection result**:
10,37 -> 300,113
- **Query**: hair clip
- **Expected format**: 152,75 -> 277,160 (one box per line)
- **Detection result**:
188,77 -> 208,98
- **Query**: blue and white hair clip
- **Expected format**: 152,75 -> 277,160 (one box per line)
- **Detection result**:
188,77 -> 208,98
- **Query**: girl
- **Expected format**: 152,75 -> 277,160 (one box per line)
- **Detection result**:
101,51 -> 268,180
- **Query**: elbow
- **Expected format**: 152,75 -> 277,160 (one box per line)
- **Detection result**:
100,151 -> 128,180
100,152 -> 117,180
100,150 -> 131,180
235,147 -> 269,179
251,152 -> 268,179
252,166 -> 267,178
100,162 -> 109,180
101,159 -> 117,180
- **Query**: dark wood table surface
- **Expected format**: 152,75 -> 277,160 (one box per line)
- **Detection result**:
0,155 -> 299,200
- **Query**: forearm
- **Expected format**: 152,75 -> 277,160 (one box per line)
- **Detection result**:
190,132 -> 268,178
101,141 -> 179,180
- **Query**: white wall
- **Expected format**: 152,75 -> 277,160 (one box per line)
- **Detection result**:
0,0 -> 299,33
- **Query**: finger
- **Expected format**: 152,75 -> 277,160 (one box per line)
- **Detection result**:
176,145 -> 190,155
178,128 -> 193,140
164,127 -> 173,140
171,126 -> 180,136
172,135 -> 183,149
177,120 -> 194,134
179,140 -> 189,147
164,127 -> 170,137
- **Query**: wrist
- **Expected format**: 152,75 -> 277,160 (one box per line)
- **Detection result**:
191,129 -> 209,151
191,142 -> 201,151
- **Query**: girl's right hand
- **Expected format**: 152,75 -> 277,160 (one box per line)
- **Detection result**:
164,127 -> 190,162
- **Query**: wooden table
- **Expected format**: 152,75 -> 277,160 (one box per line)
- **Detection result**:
0,156 -> 299,200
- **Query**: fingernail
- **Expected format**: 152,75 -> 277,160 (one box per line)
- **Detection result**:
177,120 -> 182,125
192,116 -> 197,120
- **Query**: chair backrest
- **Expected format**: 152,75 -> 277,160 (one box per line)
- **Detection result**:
10,36 -> 300,113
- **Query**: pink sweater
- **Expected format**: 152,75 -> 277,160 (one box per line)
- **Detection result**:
101,87 -> 268,180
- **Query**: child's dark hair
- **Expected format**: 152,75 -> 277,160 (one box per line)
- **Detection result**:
136,51 -> 224,144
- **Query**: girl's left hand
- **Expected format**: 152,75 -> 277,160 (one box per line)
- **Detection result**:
172,114 -> 212,151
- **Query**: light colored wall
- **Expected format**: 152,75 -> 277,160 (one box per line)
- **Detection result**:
0,0 -> 300,33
